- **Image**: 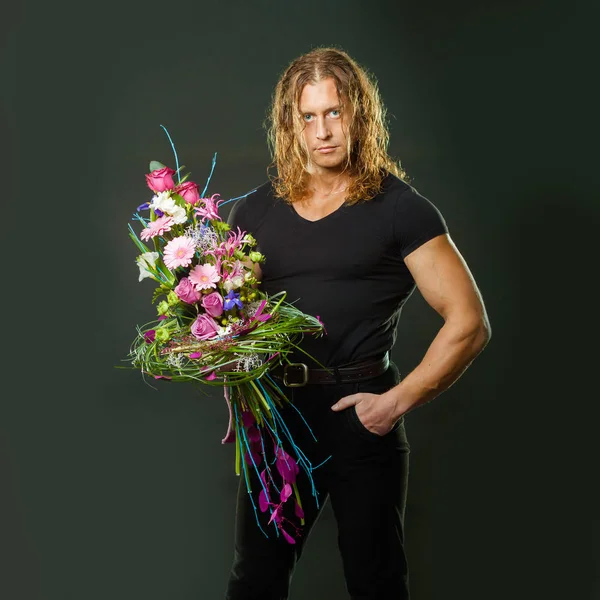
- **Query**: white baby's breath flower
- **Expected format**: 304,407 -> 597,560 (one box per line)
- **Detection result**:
235,352 -> 263,372
244,300 -> 262,318
223,279 -> 234,293
216,325 -> 233,337
166,352 -> 186,369
136,251 -> 160,282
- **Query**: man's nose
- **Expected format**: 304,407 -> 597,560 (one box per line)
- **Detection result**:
315,116 -> 331,139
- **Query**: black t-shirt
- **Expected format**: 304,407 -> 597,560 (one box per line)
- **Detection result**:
226,172 -> 449,368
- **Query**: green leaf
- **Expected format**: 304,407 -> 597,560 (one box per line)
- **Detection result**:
149,160 -> 166,172
128,224 -> 151,254
171,193 -> 186,208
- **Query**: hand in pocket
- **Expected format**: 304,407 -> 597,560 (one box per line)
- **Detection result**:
331,391 -> 398,437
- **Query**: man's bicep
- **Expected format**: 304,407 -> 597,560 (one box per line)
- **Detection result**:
403,233 -> 486,324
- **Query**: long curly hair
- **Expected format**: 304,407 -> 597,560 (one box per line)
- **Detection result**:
265,46 -> 408,206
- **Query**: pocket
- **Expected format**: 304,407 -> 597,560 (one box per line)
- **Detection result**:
347,362 -> 403,440
347,403 -> 387,440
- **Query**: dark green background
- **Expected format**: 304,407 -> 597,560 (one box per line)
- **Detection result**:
4,1 -> 598,599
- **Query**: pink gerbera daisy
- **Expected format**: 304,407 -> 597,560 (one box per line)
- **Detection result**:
189,263 -> 220,290
163,236 -> 196,269
140,215 -> 174,241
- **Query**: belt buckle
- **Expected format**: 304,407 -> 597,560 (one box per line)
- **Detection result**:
283,363 -> 308,387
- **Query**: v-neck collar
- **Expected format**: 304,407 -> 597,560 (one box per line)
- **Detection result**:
289,200 -> 348,224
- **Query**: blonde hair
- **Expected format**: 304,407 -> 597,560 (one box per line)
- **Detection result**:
265,46 -> 408,206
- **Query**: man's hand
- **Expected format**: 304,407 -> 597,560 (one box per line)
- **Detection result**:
331,391 -> 401,436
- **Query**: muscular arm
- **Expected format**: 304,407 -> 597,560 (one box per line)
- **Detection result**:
385,233 -> 492,418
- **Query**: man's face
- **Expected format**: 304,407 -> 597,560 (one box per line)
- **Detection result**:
298,77 -> 350,174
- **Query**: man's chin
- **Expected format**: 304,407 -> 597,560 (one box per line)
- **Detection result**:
312,155 -> 347,170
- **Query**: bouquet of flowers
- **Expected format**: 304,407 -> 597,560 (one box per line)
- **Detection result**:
123,128 -> 328,544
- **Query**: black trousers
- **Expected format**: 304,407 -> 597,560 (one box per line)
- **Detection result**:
224,361 -> 411,600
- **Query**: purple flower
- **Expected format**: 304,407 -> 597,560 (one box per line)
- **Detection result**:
244,448 -> 262,467
224,290 -> 243,311
175,277 -> 202,304
259,488 -> 270,512
255,465 -> 299,545
275,447 -> 299,484
247,425 -> 260,443
201,291 -> 224,317
281,528 -> 296,544
137,202 -> 150,211
143,330 -> 156,343
268,505 -> 282,526
280,483 -> 292,503
191,314 -> 220,340
153,208 -> 164,218
242,410 -> 256,429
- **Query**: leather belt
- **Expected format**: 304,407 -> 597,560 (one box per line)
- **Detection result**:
270,352 -> 389,387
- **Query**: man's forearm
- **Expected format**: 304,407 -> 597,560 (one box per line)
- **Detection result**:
386,318 -> 491,419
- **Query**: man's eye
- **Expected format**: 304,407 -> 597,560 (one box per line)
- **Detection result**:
330,110 -> 340,117
303,114 -> 313,121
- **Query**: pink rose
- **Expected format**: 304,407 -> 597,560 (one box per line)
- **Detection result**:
174,277 -> 202,304
191,313 -> 220,340
145,167 -> 176,192
175,181 -> 200,205
201,291 -> 224,318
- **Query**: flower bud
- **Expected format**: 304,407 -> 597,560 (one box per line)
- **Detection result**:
157,301 -> 170,315
167,291 -> 179,306
155,328 -> 170,342
249,251 -> 264,263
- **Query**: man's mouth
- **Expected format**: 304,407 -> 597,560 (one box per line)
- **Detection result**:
316,146 -> 337,153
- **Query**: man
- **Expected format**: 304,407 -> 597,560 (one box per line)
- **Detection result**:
225,47 -> 491,600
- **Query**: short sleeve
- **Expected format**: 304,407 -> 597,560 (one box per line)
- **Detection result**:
393,186 -> 449,259
226,183 -> 271,237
